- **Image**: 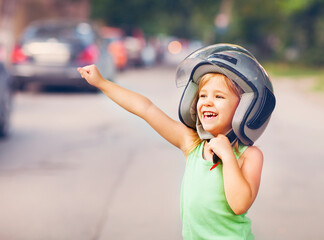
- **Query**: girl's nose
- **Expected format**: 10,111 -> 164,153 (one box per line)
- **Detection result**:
203,96 -> 213,106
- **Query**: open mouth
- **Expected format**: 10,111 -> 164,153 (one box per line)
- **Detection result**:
203,111 -> 217,119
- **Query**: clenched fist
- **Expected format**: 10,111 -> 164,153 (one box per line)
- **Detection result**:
78,65 -> 105,88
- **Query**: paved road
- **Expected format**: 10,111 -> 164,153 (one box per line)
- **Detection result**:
0,66 -> 323,240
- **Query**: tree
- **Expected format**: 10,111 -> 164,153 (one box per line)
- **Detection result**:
90,0 -> 221,39
90,0 -> 324,65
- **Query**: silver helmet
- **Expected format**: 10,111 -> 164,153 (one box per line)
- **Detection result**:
176,43 -> 276,146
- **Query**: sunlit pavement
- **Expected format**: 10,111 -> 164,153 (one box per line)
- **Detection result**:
0,66 -> 323,239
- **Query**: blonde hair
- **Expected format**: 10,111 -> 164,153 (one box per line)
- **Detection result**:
199,73 -> 243,98
184,73 -> 243,156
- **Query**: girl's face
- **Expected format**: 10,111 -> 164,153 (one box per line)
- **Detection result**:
197,75 -> 240,136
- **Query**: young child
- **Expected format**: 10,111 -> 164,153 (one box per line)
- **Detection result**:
78,44 -> 276,239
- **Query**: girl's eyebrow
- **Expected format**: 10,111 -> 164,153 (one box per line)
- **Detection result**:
200,88 -> 228,95
214,89 -> 227,94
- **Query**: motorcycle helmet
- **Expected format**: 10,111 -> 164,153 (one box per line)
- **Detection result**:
176,43 -> 276,146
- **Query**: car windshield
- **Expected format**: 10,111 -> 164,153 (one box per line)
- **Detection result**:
23,22 -> 94,45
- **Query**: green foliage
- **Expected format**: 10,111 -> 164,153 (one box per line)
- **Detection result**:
90,0 -> 324,67
90,0 -> 221,38
276,0 -> 315,15
265,62 -> 324,77
265,62 -> 324,92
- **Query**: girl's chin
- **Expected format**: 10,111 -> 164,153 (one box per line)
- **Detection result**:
201,125 -> 218,135
202,125 -> 230,136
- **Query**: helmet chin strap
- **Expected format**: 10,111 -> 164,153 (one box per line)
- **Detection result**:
196,116 -> 238,144
196,116 -> 238,171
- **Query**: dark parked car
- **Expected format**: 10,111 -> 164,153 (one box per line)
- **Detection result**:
0,58 -> 12,138
10,19 -> 115,91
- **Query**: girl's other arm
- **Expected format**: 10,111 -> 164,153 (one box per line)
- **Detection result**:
222,146 -> 263,215
77,65 -> 195,153
207,137 -> 263,215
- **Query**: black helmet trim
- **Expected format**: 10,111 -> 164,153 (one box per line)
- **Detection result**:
247,86 -> 276,129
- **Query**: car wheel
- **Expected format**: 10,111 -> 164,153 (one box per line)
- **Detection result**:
16,82 -> 26,92
0,119 -> 9,138
0,90 -> 12,138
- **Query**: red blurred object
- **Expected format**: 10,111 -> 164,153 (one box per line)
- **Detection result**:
108,40 -> 128,70
11,45 -> 28,64
77,44 -> 99,65
100,26 -> 128,70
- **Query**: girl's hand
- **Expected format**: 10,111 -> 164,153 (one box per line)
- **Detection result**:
207,134 -> 234,162
77,65 -> 105,88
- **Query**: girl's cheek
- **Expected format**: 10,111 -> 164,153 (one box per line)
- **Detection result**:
196,100 -> 202,111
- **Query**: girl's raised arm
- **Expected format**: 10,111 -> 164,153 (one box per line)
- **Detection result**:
78,65 -> 195,153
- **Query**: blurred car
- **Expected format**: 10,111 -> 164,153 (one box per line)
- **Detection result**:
100,26 -> 128,71
0,45 -> 13,138
124,28 -> 146,67
10,19 -> 115,91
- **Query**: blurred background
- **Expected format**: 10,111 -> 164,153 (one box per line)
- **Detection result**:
0,0 -> 324,239
1,0 -> 324,68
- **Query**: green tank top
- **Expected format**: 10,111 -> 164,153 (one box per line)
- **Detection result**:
180,141 -> 254,240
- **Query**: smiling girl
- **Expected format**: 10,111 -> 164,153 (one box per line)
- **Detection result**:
78,44 -> 276,239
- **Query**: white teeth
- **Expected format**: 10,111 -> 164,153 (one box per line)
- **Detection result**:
203,112 -> 217,118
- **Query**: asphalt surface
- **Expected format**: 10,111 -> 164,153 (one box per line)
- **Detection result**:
0,66 -> 323,240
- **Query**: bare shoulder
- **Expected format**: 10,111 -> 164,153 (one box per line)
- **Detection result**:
240,146 -> 264,171
243,146 -> 263,161
240,146 -> 264,198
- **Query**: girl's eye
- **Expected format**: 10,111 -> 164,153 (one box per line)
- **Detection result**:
215,95 -> 224,99
199,94 -> 207,98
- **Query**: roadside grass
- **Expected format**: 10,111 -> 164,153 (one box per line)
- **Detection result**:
264,63 -> 324,92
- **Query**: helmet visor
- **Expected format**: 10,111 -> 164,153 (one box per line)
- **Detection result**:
175,57 -> 204,88
175,56 -> 230,88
